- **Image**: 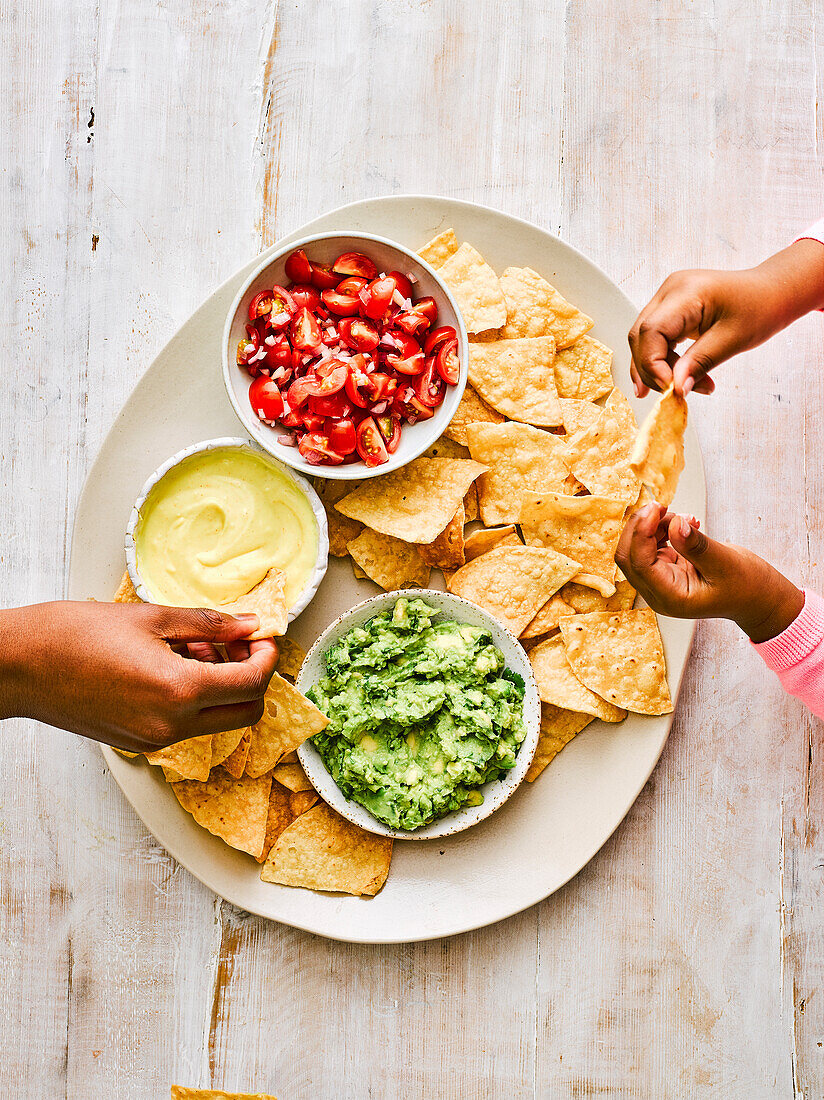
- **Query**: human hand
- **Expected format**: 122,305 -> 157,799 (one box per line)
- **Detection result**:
628,239 -> 824,397
0,601 -> 279,752
616,503 -> 804,644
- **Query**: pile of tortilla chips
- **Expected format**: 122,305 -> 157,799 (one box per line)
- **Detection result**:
112,573 -> 393,896
311,228 -> 687,781
171,1089 -> 277,1100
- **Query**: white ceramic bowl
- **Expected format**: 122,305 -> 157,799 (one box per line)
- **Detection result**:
222,231 -> 469,480
296,590 -> 541,840
124,436 -> 328,622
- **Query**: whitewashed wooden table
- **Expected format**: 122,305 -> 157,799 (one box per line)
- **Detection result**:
2,2 -> 822,1096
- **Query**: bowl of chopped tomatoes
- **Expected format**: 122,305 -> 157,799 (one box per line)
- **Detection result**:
222,232 -> 469,478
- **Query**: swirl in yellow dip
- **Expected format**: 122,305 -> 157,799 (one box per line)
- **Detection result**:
135,447 -> 319,610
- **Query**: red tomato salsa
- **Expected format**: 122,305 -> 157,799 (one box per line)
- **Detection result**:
236,249 -> 460,467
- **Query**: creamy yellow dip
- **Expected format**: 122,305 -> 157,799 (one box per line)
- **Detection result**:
135,447 -> 318,610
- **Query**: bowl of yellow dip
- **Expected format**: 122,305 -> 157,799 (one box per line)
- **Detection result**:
125,437 -> 327,623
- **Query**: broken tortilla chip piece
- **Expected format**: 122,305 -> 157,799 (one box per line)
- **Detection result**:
444,384 -> 505,447
630,384 -> 688,507
499,267 -> 593,348
416,502 -> 465,569
221,728 -> 251,778
463,482 -> 479,522
448,544 -> 580,636
562,388 -> 641,504
335,458 -> 485,544
276,635 -> 305,682
553,336 -> 614,399
271,762 -> 314,792
417,227 -> 459,270
468,337 -> 561,426
437,242 -> 507,333
525,704 -> 595,781
210,726 -> 248,769
559,609 -> 673,715
172,768 -> 272,858
528,635 -> 626,722
290,790 -> 319,816
523,577 -> 636,639
261,802 -> 393,896
465,422 -> 570,525
256,779 -> 295,864
219,568 -> 288,639
246,673 -> 329,778
347,528 -> 431,590
519,592 -> 577,639
463,524 -> 521,562
327,512 -> 363,557
113,571 -> 141,603
559,397 -> 602,436
172,1087 -> 278,1100
145,735 -> 212,781
520,491 -> 626,595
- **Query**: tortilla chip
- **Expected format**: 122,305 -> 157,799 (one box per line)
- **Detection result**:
562,388 -> 641,504
276,635 -> 305,682
280,749 -> 298,764
463,483 -> 479,522
290,790 -> 319,816
113,571 -> 141,603
145,736 -> 212,781
630,385 -> 688,506
448,545 -> 580,635
417,227 -> 459,270
210,726 -> 248,769
246,673 -> 329,778
219,568 -> 288,640
468,337 -> 561,426
559,398 -> 602,436
525,704 -> 595,781
327,512 -> 364,556
559,610 -> 673,715
261,803 -> 393,896
172,768 -> 272,858
523,576 -> 636,639
520,491 -> 626,595
114,748 -> 139,759
465,422 -> 570,525
256,779 -> 295,864
171,1087 -> 278,1099
347,528 -> 431,590
423,436 -> 471,460
519,592 -> 577,639
417,502 -> 465,569
528,635 -> 626,722
271,762 -> 314,792
336,458 -> 485,543
222,728 -> 251,778
444,384 -> 506,447
553,336 -> 614,399
352,562 -> 368,580
463,524 -> 520,562
499,267 -> 593,348
437,243 -> 507,333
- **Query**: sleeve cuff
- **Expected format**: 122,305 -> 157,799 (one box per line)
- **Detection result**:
753,589 -> 824,671
795,217 -> 824,247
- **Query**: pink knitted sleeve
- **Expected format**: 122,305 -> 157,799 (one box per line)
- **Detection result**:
796,218 -> 824,246
753,590 -> 824,718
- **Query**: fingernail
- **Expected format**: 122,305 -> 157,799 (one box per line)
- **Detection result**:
689,515 -> 700,527
679,517 -> 691,539
682,377 -> 694,396
234,613 -> 259,625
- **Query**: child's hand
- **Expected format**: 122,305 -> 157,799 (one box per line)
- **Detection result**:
616,503 -> 804,643
628,239 -> 824,398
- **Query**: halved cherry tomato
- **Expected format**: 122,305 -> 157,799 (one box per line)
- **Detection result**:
365,372 -> 398,403
344,355 -> 372,408
335,276 -> 369,297
338,317 -> 380,352
393,310 -> 430,337
290,307 -> 322,352
321,288 -> 361,316
327,417 -> 358,454
281,410 -> 302,428
237,336 -> 257,365
309,262 -> 339,290
266,285 -> 296,331
300,413 -> 326,433
389,352 -> 425,376
288,283 -> 322,311
298,433 -> 344,465
356,416 -> 389,467
304,363 -> 348,396
284,249 -> 313,283
382,331 -> 420,358
386,270 -> 413,300
434,337 -> 460,385
264,335 -> 293,371
424,325 -> 457,356
394,385 -> 434,422
414,361 -> 446,407
310,392 -> 353,419
361,277 -> 396,321
287,375 -> 317,408
248,290 -> 274,322
375,414 -> 402,453
248,376 -> 284,421
333,252 -> 378,280
414,296 -> 438,325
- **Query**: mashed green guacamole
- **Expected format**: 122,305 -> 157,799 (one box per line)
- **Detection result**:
307,598 -> 526,830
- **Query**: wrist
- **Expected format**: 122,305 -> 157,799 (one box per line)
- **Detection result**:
0,607 -> 35,719
732,572 -> 805,644
754,240 -> 824,328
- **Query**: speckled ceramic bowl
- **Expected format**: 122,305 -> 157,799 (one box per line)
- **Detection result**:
124,436 -> 328,622
296,589 -> 541,840
222,231 -> 469,480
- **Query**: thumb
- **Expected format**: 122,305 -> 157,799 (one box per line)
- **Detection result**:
673,321 -> 741,395
149,605 -> 261,643
667,515 -> 736,577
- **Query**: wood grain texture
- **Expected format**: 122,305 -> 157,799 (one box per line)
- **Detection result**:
1,0 -> 823,1097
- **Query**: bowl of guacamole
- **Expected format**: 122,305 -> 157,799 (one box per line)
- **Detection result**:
297,591 -> 541,839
